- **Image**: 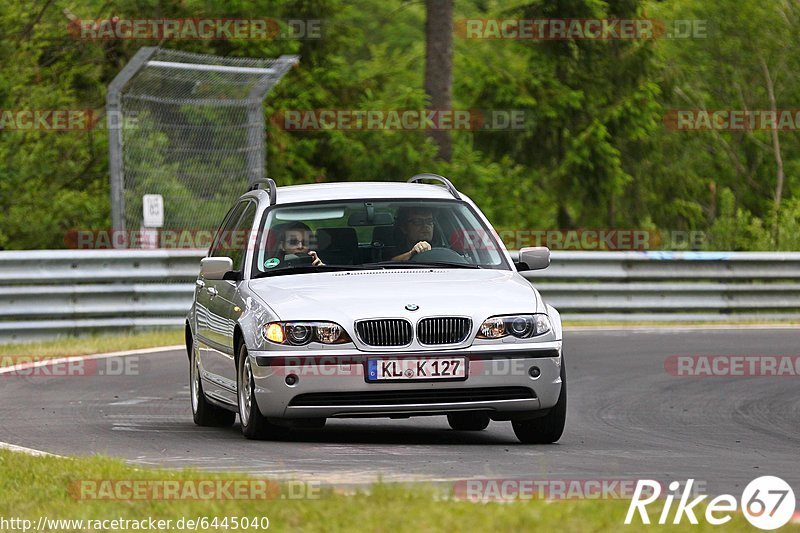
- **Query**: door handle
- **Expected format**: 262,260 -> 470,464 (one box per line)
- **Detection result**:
207,287 -> 218,297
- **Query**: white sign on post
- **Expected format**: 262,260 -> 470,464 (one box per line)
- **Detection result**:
141,194 -> 164,249
142,194 -> 164,228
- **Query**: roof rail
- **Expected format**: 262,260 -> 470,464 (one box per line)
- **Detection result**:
407,173 -> 461,200
248,178 -> 277,205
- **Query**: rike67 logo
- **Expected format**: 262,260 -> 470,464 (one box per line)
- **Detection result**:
625,476 -> 796,530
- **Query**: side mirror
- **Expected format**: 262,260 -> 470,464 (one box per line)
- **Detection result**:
223,270 -> 242,282
516,246 -> 550,271
200,257 -> 233,280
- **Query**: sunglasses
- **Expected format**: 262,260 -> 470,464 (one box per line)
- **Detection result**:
407,218 -> 434,227
285,238 -> 306,246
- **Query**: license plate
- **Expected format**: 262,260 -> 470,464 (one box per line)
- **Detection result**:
366,357 -> 467,382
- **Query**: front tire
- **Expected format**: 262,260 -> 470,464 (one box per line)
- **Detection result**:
237,344 -> 289,440
447,412 -> 490,431
190,339 -> 235,427
512,354 -> 567,444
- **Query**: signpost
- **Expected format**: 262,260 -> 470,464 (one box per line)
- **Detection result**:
141,194 -> 163,249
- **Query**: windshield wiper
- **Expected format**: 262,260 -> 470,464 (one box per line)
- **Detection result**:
361,261 -> 481,269
414,261 -> 481,269
252,264 -> 366,279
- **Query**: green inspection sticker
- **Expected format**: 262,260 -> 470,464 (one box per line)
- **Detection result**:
264,257 -> 280,269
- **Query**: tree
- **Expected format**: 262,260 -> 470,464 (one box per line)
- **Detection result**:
424,0 -> 454,161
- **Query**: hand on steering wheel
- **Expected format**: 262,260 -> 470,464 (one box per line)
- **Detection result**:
308,250 -> 324,266
410,241 -> 432,256
409,245 -> 471,264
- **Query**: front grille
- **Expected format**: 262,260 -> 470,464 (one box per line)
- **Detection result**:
289,387 -> 535,407
417,317 -> 472,345
355,319 -> 413,346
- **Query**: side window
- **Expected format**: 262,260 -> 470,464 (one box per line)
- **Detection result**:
229,202 -> 258,272
210,202 -> 247,260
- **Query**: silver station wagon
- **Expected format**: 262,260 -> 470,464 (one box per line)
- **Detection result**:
186,174 -> 566,443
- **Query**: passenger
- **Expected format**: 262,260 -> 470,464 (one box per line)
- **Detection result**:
391,207 -> 435,261
276,222 -> 324,266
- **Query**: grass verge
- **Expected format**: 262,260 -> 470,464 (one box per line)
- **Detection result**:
0,329 -> 184,359
0,450 -> 783,532
563,319 -> 800,328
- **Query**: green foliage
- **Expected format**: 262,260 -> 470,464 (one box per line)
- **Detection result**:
708,189 -> 800,250
1,0 -> 799,250
706,188 -> 770,251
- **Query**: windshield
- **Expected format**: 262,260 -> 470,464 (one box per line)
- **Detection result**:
251,200 -> 510,277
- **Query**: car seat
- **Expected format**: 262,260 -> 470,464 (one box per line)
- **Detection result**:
316,227 -> 359,265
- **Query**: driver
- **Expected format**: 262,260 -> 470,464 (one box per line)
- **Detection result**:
277,222 -> 324,266
391,207 -> 435,261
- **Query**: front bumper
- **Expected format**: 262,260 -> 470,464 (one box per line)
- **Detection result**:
249,343 -> 563,419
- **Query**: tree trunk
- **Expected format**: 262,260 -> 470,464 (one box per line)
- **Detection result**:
760,57 -> 785,243
424,0 -> 453,162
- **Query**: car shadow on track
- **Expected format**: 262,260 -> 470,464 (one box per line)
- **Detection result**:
212,420 -> 560,446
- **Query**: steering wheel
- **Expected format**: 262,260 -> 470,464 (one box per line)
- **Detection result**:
283,253 -> 314,266
409,247 -> 470,264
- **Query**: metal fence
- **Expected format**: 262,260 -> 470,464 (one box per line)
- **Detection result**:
107,48 -> 298,242
1,250 -> 799,343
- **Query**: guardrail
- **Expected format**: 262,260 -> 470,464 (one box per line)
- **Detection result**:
516,251 -> 800,322
1,250 -> 799,342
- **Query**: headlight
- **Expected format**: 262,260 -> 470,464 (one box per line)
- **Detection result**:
286,323 -> 313,345
263,321 -> 351,345
314,323 -> 343,343
264,323 -> 285,343
479,317 -> 505,338
477,314 -> 551,339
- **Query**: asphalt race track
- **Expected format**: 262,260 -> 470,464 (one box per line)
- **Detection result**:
2,328 -> 798,496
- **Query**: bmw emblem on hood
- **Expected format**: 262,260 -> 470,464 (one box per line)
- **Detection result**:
405,304 -> 419,311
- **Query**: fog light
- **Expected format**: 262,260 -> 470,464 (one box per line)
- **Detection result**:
528,366 -> 541,379
285,374 -> 298,386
